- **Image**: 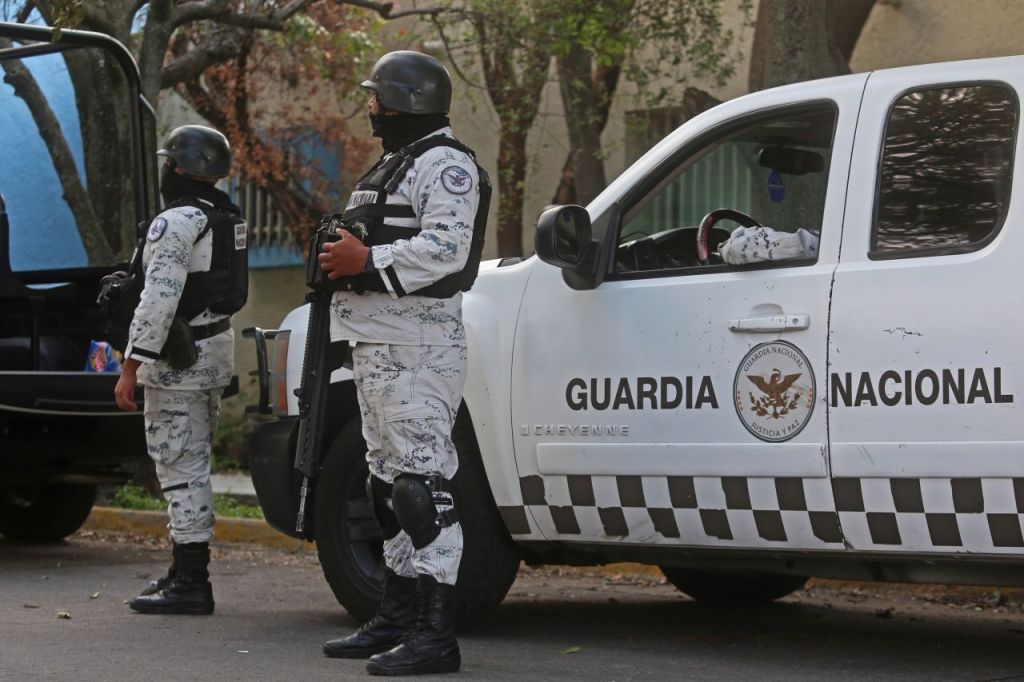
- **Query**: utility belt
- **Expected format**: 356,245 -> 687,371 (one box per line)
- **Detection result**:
161,317 -> 231,370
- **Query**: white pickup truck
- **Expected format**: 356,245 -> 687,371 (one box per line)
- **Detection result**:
245,54 -> 1023,624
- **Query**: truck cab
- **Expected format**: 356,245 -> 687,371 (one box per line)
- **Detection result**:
247,54 -> 1024,622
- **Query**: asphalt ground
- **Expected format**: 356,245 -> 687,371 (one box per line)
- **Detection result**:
3,531 -> 1024,681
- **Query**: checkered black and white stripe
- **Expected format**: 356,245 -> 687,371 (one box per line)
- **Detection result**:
499,475 -> 845,549
835,477 -> 1024,553
498,475 -> 1024,555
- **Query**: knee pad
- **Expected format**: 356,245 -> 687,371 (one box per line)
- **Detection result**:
368,476 -> 401,540
392,473 -> 458,549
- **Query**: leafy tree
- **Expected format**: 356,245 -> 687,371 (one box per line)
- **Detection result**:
432,0 -> 551,257
549,0 -> 745,206
434,0 -> 744,256
1,0 -> 435,259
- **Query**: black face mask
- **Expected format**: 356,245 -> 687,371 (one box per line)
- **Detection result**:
370,112 -> 450,152
160,164 -> 226,207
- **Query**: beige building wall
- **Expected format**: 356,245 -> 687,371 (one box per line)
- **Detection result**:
852,0 -> 1024,71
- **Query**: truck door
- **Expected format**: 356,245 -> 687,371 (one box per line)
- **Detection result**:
510,76 -> 867,549
830,59 -> 1023,554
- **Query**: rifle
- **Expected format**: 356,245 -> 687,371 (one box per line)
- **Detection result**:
293,214 -> 351,536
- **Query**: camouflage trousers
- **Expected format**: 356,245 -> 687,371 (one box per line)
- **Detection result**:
143,386 -> 221,544
352,343 -> 467,586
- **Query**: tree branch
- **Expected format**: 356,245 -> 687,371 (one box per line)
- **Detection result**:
15,1 -> 35,23
160,24 -> 248,88
343,0 -> 443,19
170,0 -> 231,27
429,13 -> 486,90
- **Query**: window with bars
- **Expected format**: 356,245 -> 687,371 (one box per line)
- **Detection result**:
227,178 -> 303,269
227,126 -> 344,269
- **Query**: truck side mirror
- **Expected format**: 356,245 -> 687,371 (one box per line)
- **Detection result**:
535,204 -> 592,269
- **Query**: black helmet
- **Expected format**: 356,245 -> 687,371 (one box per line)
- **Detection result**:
157,125 -> 232,178
361,51 -> 452,115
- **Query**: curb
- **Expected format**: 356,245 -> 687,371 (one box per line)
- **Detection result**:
82,506 -> 658,578
83,506 -> 312,552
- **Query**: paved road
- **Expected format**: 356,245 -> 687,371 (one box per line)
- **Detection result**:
2,532 -> 1024,681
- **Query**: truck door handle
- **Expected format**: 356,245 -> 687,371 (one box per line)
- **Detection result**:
729,314 -> 810,333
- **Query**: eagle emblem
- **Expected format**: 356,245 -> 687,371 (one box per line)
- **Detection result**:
441,165 -> 473,194
747,369 -> 803,419
734,341 -> 815,443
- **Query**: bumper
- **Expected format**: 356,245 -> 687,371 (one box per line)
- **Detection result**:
248,416 -> 304,539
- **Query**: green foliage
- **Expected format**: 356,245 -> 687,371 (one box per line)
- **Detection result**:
213,494 -> 265,520
111,482 -> 165,512
440,0 -> 750,109
110,482 -> 264,520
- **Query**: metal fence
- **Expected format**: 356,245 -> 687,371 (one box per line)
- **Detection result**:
228,178 -> 303,268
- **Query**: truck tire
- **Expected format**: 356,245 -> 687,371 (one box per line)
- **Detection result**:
314,408 -> 520,626
0,482 -> 98,543
659,567 -> 808,604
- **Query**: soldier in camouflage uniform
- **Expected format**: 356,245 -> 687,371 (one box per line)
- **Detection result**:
319,52 -> 487,676
114,125 -> 245,616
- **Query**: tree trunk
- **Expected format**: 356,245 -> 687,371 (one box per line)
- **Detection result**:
556,43 -> 607,207
833,0 -> 879,63
495,128 -> 528,257
136,0 -> 176,105
748,0 -> 851,92
552,58 -> 621,206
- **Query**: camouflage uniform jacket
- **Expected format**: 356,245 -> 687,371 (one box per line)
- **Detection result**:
124,202 -> 234,390
329,127 -> 480,347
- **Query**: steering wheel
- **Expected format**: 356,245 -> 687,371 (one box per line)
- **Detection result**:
696,209 -> 761,265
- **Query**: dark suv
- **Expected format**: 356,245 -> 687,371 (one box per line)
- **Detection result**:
0,22 -> 157,542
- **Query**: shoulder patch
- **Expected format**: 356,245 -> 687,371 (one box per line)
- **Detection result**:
440,165 -> 473,195
146,217 -> 168,242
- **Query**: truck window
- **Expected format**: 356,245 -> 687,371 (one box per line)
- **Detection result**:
0,46 -> 139,273
872,83 -> 1017,256
614,104 -> 836,275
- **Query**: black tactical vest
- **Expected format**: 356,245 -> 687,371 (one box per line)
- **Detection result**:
336,135 -> 491,298
100,196 -> 248,350
168,196 -> 249,320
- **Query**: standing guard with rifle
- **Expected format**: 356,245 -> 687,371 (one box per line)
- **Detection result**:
306,50 -> 490,676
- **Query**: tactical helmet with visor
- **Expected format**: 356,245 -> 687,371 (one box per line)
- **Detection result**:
157,125 -> 232,178
361,51 -> 452,115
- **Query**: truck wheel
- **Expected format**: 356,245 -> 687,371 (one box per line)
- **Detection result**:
659,567 -> 808,604
0,483 -> 98,543
314,408 -> 520,626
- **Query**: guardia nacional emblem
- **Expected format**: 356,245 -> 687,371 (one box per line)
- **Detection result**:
734,340 -> 815,442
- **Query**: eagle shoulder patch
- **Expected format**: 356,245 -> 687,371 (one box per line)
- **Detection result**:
440,165 -> 473,194
147,217 -> 168,242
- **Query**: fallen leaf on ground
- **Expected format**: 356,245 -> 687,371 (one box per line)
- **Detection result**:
560,646 -> 581,655
57,611 -> 71,620
90,593 -> 100,599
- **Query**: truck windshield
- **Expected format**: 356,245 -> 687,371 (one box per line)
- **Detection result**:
0,44 -> 139,273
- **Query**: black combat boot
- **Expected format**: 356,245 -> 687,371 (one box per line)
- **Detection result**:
129,541 -> 214,615
139,542 -> 181,596
324,569 -> 418,658
366,574 -> 460,676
